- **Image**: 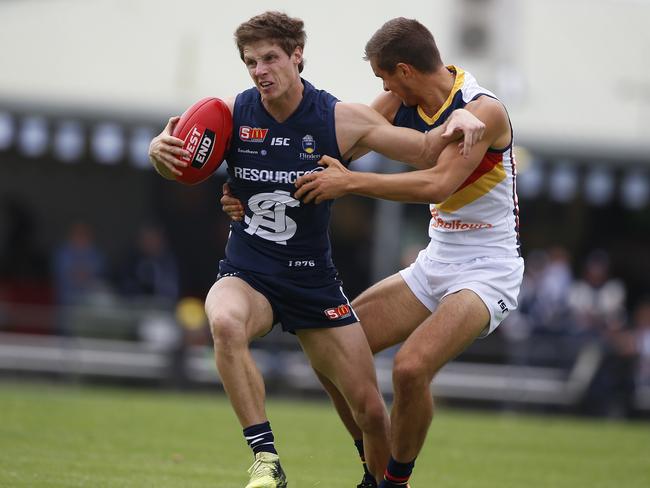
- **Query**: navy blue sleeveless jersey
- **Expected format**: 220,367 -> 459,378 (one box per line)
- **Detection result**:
393,88 -> 465,131
223,79 -> 345,277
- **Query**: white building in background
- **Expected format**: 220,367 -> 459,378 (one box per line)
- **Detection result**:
0,0 -> 649,158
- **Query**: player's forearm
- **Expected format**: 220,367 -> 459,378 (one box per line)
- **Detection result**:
421,124 -> 456,168
347,169 -> 443,203
379,124 -> 456,171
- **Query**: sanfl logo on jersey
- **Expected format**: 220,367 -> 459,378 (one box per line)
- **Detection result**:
244,190 -> 300,245
239,126 -> 269,143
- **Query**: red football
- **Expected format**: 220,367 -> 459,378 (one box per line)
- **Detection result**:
171,97 -> 232,185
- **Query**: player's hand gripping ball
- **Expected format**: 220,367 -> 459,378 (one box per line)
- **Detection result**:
172,98 -> 233,185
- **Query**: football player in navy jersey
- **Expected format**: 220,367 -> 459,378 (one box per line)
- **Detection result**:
149,11 -> 485,488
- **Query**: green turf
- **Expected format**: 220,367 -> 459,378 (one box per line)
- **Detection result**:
0,382 -> 648,487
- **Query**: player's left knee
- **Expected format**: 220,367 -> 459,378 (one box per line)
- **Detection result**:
353,391 -> 387,431
392,352 -> 431,392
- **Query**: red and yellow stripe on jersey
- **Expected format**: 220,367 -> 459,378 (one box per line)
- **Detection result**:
438,151 -> 506,213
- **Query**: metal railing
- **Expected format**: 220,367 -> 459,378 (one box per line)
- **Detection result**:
2,300 -> 645,411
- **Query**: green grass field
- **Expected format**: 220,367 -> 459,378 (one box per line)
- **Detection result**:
1,381 -> 649,488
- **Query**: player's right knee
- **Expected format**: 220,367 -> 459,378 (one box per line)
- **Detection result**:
208,312 -> 246,349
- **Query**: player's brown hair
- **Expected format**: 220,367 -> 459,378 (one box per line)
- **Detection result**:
235,11 -> 307,73
364,17 -> 442,73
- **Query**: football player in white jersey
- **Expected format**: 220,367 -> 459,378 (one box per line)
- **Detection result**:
294,17 -> 524,488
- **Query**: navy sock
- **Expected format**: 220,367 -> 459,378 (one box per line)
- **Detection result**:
382,457 -> 415,486
354,439 -> 375,482
243,421 -> 277,455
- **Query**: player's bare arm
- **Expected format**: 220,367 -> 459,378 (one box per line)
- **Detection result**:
371,91 -> 402,124
295,96 -> 508,204
336,102 -> 484,169
149,98 -> 235,179
342,92 -> 401,161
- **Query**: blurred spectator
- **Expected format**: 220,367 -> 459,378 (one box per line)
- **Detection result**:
53,221 -> 106,306
504,246 -> 574,336
0,198 -> 52,333
500,249 -> 547,343
502,247 -> 645,416
120,224 -> 179,305
568,249 -> 626,334
568,250 -> 633,416
534,246 -> 574,331
501,247 -> 575,367
578,304 -> 639,417
632,298 -> 650,390
0,198 -> 48,282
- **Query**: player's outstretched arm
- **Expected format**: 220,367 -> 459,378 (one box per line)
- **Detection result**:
297,97 -> 508,204
342,92 -> 402,162
336,102 -> 484,169
368,91 -> 486,158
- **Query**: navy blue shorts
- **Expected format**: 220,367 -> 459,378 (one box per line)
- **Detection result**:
217,260 -> 359,333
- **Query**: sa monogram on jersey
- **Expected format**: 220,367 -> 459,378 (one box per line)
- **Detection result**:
244,190 -> 300,246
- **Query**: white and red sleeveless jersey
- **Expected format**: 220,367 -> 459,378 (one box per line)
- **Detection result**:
393,66 -> 521,262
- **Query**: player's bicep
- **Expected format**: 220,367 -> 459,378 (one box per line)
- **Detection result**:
464,96 -> 511,149
336,102 -> 391,160
369,92 -> 401,124
337,103 -> 429,165
357,121 -> 432,167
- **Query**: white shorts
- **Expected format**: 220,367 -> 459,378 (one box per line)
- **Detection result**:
399,251 -> 524,336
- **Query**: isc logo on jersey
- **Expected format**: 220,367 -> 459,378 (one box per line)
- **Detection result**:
324,304 -> 352,320
181,125 -> 216,169
239,126 -> 269,143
